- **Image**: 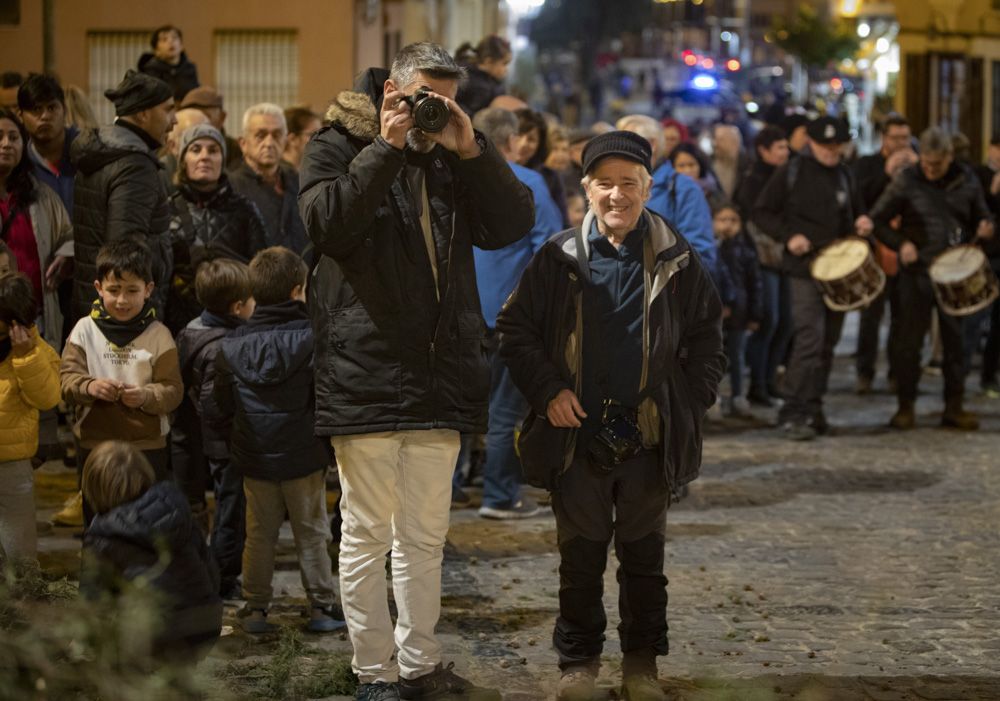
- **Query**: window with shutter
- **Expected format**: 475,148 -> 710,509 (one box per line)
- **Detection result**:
215,30 -> 299,135
87,31 -> 150,127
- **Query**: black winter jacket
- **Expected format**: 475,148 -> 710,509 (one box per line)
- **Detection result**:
853,152 -> 890,211
497,209 -> 725,495
297,69 -> 535,436
752,153 -> 864,278
81,481 -> 222,656
214,301 -> 328,480
717,232 -> 764,328
166,177 -> 268,332
870,162 -> 993,270
70,124 -> 172,319
228,161 -> 309,256
177,311 -> 244,459
456,66 -> 505,116
137,51 -> 200,103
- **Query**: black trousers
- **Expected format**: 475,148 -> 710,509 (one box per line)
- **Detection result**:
779,277 -> 845,425
856,275 -> 900,380
894,268 -> 965,403
551,450 -> 669,672
208,456 -> 245,592
170,406 -> 208,510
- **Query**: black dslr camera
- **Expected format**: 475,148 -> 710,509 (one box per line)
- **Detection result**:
400,90 -> 450,133
586,400 -> 644,473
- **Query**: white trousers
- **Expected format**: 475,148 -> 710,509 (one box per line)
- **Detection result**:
333,429 -> 459,684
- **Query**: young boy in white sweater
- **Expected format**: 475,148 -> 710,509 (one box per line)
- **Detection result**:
61,238 -> 182,523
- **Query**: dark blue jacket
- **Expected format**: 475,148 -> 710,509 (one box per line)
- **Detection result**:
176,311 -> 244,459
81,481 -> 222,656
214,300 -> 328,481
28,126 -> 78,215
716,232 -> 763,328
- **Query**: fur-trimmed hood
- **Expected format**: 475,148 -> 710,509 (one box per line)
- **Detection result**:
325,91 -> 379,142
324,66 -> 389,142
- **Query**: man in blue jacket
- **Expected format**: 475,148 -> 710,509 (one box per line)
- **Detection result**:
617,114 -> 717,277
471,107 -> 563,520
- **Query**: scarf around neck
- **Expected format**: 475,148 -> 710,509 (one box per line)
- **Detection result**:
90,298 -> 157,349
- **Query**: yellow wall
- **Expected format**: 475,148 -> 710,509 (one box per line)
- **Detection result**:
0,0 -> 356,113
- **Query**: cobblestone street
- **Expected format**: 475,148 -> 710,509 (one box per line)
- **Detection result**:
30,327 -> 1000,700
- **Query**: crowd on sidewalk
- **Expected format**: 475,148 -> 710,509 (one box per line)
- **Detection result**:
1,23 -> 998,701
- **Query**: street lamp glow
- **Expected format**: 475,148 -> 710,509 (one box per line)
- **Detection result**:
876,37 -> 890,53
721,31 -> 732,42
857,22 -> 870,38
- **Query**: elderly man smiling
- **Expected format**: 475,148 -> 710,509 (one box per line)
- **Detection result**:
498,131 -> 725,701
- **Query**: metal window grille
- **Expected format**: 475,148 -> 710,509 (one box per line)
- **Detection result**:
215,30 -> 299,135
87,31 -> 150,127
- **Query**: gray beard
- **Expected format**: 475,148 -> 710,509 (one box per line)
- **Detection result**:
406,128 -> 435,153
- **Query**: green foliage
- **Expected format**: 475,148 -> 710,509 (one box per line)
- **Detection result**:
529,0 -> 653,51
220,627 -> 357,700
773,3 -> 860,68
0,561 -> 214,701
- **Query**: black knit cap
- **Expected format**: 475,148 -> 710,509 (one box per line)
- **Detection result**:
104,69 -> 173,117
807,116 -> 850,145
582,130 -> 653,175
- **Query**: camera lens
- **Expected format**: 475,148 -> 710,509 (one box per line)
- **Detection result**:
413,96 -> 449,133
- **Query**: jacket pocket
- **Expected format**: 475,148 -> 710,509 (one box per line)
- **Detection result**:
517,411 -> 573,491
328,307 -> 401,404
457,311 -> 490,404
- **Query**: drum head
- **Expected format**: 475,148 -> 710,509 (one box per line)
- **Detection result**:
811,238 -> 870,282
930,245 -> 987,284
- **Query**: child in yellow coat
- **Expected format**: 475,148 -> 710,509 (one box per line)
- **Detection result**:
0,269 -> 61,566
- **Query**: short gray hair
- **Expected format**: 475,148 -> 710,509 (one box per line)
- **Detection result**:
919,126 -> 952,156
241,103 -> 287,137
389,42 -> 465,89
472,107 -> 518,150
616,114 -> 666,160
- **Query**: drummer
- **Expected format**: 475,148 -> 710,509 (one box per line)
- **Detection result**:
870,127 -> 994,430
753,116 -> 867,440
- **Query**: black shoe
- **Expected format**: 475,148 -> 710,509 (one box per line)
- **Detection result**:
357,682 -> 401,701
767,382 -> 784,400
746,386 -> 773,407
399,663 -> 500,700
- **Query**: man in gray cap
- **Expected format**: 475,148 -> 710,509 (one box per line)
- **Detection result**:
69,68 -> 177,319
498,130 -> 724,701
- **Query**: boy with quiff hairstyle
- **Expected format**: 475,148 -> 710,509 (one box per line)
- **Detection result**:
61,238 -> 182,521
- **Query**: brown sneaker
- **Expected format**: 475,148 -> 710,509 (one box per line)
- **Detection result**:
889,402 -> 915,430
621,673 -> 666,701
941,399 -> 979,431
557,667 -> 596,701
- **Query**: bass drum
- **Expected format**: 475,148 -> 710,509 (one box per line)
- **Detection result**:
928,245 -> 1000,317
810,237 -> 886,312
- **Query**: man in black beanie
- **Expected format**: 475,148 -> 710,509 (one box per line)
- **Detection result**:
69,69 -> 177,320
498,130 -> 724,700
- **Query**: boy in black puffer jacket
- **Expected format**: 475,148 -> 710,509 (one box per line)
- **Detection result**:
173,259 -> 255,599
712,198 -> 763,417
214,246 -> 345,635
80,440 -> 222,663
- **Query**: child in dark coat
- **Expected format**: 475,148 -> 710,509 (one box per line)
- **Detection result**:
174,258 -> 255,599
214,246 -> 345,635
713,199 -> 763,417
80,440 -> 222,663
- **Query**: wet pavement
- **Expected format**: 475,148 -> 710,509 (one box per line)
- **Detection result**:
29,317 -> 1000,700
